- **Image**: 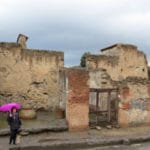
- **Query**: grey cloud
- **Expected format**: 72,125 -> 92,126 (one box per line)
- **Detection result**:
0,0 -> 150,66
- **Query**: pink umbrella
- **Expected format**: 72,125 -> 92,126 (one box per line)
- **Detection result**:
0,102 -> 21,112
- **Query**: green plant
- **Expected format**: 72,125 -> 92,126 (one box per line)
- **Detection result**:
80,52 -> 90,67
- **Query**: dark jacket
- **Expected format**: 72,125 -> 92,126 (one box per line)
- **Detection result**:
7,112 -> 22,130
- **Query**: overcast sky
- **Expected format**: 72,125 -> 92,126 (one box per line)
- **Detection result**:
0,0 -> 150,66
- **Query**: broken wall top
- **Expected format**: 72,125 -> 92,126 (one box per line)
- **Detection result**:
0,35 -> 64,68
86,43 -> 148,80
100,43 -> 146,59
101,43 -> 137,52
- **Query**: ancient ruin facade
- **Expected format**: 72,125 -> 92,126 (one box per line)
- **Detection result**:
1,34 -> 150,130
0,34 -> 64,110
86,43 -> 150,127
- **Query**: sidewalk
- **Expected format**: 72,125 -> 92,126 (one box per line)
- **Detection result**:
1,125 -> 150,150
0,121 -> 68,136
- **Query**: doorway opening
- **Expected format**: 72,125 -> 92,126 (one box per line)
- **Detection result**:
89,88 -> 119,126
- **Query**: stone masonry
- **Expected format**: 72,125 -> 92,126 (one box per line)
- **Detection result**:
86,43 -> 150,127
1,34 -> 150,129
0,34 -> 64,110
148,67 -> 150,79
118,78 -> 150,127
86,43 -> 148,81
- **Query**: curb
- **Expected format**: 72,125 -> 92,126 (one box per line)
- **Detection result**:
9,138 -> 124,150
9,135 -> 150,150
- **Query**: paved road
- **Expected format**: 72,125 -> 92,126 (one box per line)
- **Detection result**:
77,142 -> 150,150
2,126 -> 150,150
1,136 -> 150,150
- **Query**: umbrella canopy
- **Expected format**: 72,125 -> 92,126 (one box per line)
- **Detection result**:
0,102 -> 21,112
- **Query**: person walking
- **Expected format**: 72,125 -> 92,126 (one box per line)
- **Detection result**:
7,107 -> 22,145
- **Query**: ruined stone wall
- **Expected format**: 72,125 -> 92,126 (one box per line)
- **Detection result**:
89,69 -> 116,89
0,42 -> 64,110
89,69 -> 117,109
148,67 -> 150,80
88,67 -> 150,127
118,78 -> 150,126
66,68 -> 89,131
101,44 -> 137,56
86,44 -> 148,81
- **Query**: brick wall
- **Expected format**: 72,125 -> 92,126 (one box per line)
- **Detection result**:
66,68 -> 89,131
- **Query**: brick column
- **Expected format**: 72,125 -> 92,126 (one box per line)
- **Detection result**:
66,68 -> 89,131
118,87 -> 130,127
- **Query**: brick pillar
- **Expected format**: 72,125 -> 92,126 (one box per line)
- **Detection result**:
118,87 -> 130,127
66,68 -> 89,131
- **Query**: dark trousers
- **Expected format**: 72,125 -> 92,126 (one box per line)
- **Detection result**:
9,129 -> 18,144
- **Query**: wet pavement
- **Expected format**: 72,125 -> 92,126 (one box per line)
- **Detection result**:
77,142 -> 150,150
1,126 -> 150,150
0,111 -> 67,150
0,111 -> 56,129
1,112 -> 150,149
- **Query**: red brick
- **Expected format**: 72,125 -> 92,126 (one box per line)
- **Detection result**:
66,69 -> 89,131
120,87 -> 130,100
121,102 -> 130,110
